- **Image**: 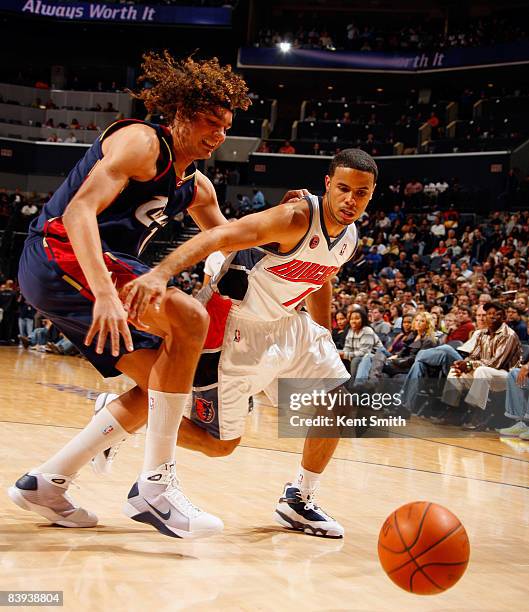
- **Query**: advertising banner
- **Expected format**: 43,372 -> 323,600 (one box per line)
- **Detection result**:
2,0 -> 231,26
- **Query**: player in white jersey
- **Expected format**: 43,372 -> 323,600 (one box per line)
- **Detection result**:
118,148 -> 378,538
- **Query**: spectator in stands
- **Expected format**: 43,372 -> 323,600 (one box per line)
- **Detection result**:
46,334 -> 79,356
496,353 -> 529,438
387,313 -> 414,354
515,293 -> 529,317
430,215 -> 446,241
403,178 -> 423,204
341,306 -> 383,383
0,190 -> 10,229
251,188 -> 266,211
506,303 -> 529,341
447,305 -> 475,343
20,200 -> 39,226
441,301 -> 522,429
383,312 -> 438,377
69,118 -> 81,129
278,140 -> 296,154
19,318 -> 53,352
65,132 -> 78,143
17,294 -> 36,344
388,303 -> 402,329
369,303 -> 391,346
399,304 -> 487,410
9,188 -> 24,210
427,111 -> 440,137
236,193 -> 252,213
429,311 -> 445,342
257,141 -> 271,153
105,102 -> 117,112
333,310 -> 350,370
0,280 -> 18,344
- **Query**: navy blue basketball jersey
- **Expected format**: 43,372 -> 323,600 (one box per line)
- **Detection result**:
28,119 -> 197,257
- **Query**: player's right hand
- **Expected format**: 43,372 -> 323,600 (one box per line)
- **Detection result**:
85,293 -> 134,357
120,269 -> 168,326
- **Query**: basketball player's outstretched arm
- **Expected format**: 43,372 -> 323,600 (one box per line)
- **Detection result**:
121,198 -> 311,320
188,172 -> 310,232
61,124 -> 160,356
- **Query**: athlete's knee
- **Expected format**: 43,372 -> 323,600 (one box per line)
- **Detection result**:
204,436 -> 241,457
164,293 -> 209,340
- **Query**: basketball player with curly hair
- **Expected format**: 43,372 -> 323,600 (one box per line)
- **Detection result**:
8,51 -> 301,540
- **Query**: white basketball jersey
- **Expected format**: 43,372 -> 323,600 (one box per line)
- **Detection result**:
212,194 -> 358,321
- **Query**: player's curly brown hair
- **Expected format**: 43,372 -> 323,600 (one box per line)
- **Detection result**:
131,50 -> 251,123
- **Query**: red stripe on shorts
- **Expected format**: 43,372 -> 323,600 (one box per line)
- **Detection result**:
43,217 -> 139,302
203,291 -> 233,350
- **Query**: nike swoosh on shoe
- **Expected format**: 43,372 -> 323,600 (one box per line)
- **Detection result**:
144,499 -> 171,520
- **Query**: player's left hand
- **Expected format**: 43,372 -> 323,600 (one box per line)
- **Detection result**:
279,189 -> 310,204
120,269 -> 168,326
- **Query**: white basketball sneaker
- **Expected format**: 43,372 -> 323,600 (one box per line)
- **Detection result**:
90,392 -> 124,475
274,482 -> 344,538
8,472 -> 98,527
123,462 -> 224,539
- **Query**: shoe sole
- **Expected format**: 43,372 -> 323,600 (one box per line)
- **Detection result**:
123,502 -> 223,539
7,487 -> 97,528
274,509 -> 344,539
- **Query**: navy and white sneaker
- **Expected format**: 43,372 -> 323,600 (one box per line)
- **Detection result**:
274,482 -> 344,538
123,462 -> 224,539
8,472 -> 98,528
90,392 -> 124,475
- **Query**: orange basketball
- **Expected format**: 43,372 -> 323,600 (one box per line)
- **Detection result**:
378,501 -> 470,595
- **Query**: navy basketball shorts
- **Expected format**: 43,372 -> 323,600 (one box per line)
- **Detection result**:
19,219 -> 162,378
184,288 -> 350,440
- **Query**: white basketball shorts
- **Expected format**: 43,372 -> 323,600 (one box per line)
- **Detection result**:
184,292 -> 349,440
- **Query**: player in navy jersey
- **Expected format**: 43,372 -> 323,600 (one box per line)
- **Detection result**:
8,51 -> 255,539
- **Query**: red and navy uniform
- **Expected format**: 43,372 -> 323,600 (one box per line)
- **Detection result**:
19,119 -> 197,377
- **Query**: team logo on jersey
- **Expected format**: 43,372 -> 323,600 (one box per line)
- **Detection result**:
309,236 -> 320,249
266,259 -> 339,285
195,397 -> 215,423
234,329 -> 241,342
340,243 -> 347,256
134,196 -> 169,228
102,425 -> 114,435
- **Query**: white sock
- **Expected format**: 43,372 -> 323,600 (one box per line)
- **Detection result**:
35,406 -> 129,477
142,390 -> 187,472
295,465 -> 321,494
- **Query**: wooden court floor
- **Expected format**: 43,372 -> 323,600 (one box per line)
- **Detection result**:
1,347 -> 528,611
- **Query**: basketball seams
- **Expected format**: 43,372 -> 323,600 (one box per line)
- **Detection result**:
393,507 -> 443,594
387,523 -> 465,576
379,502 -> 431,554
410,561 -> 468,593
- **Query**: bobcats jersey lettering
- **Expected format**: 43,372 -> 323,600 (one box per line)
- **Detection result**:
212,194 -> 358,321
266,260 -> 339,284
